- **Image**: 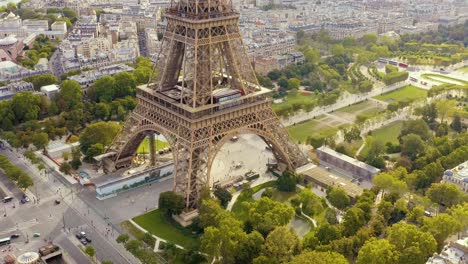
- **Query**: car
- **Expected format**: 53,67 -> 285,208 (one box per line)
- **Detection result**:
10,234 -> 20,239
33,233 -> 40,237
85,237 -> 92,243
54,199 -> 61,205
75,233 -> 83,239
80,238 -> 88,245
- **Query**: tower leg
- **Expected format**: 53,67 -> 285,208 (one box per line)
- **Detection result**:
148,132 -> 156,166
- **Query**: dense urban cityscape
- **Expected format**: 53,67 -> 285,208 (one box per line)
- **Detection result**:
0,0 -> 466,263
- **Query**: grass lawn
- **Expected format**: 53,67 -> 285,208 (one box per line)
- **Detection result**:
336,101 -> 378,114
121,220 -> 156,247
137,138 -> 170,154
421,73 -> 468,85
272,92 -> 316,112
374,85 -> 427,103
271,189 -> 297,203
132,209 -> 199,248
360,121 -> 403,158
370,120 -> 404,145
231,181 -> 277,220
288,116 -> 341,143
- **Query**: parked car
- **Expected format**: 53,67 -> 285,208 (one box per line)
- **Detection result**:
85,237 -> 92,243
80,238 -> 88,245
20,196 -> 30,204
10,234 -> 20,239
75,231 -> 86,240
33,233 -> 40,237
54,199 -> 60,205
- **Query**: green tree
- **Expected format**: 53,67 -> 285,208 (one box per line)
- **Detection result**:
133,66 -> 152,84
407,205 -> 425,225
277,170 -> 298,192
79,121 -> 121,153
57,80 -> 83,111
373,171 -> 407,197
277,77 -> 289,89
59,162 -> 71,175
365,136 -> 385,168
213,187 -> 232,208
357,238 -> 399,264
450,114 -> 463,133
263,226 -> 299,263
399,119 -> 431,141
423,213 -> 460,248
94,102 -> 111,120
287,78 -> 301,90
158,191 -> 185,216
342,207 -> 366,236
124,239 -> 142,253
236,230 -> 264,264
288,250 -> 347,264
427,182 -> 467,207
331,44 -> 345,56
17,173 -> 34,189
116,234 -> 129,244
327,187 -> 350,210
315,223 -> 341,245
421,103 -> 438,124
85,143 -> 104,158
447,203 -> 468,231
298,188 -> 324,216
32,132 -> 49,151
361,34 -> 378,45
10,92 -> 42,123
304,48 -> 320,64
387,222 -> 437,264
84,245 -> 96,258
435,100 -> 457,123
25,74 -> 57,90
92,76 -> 116,102
114,72 -> 136,98
245,197 -> 295,235
198,198 -> 225,228
70,147 -> 82,169
201,214 -> 247,264
401,134 -> 426,160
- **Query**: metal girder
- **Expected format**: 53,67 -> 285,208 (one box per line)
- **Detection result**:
102,0 -> 308,211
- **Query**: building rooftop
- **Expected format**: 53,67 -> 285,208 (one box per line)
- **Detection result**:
317,146 -> 381,174
301,165 -> 364,198
40,84 -> 59,92
445,160 -> 468,182
427,237 -> 468,264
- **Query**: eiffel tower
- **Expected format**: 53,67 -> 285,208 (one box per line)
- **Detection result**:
101,0 -> 308,212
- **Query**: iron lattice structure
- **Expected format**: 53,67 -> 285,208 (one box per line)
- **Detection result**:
102,0 -> 308,210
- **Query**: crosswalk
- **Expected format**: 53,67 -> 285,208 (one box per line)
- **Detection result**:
0,219 -> 39,236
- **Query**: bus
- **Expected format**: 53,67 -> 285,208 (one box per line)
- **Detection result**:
3,196 -> 13,203
378,57 -> 388,63
0,237 -> 11,246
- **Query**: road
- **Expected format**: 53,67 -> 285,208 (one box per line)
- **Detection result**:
0,147 -> 138,264
49,49 -> 65,79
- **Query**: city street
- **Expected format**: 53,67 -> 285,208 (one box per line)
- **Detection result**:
49,49 -> 65,78
0,147 -> 137,264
